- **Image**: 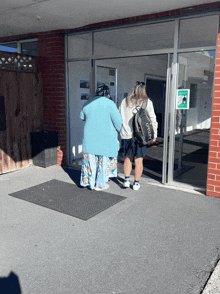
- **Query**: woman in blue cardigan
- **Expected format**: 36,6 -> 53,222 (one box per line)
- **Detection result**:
80,84 -> 122,191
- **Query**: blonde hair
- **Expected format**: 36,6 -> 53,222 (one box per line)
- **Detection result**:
126,81 -> 148,107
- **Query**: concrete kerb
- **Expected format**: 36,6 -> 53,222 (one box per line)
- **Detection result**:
201,260 -> 220,294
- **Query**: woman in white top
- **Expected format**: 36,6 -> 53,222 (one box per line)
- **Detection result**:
119,81 -> 158,190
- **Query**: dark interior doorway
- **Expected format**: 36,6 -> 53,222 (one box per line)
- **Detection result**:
146,78 -> 166,137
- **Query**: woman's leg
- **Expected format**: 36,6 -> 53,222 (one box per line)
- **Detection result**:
95,156 -> 109,189
124,156 -> 133,177
134,157 -> 143,182
80,153 -> 96,189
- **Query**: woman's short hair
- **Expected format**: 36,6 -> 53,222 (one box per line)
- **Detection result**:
96,84 -> 110,98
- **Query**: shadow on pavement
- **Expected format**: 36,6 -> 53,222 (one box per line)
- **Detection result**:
0,271 -> 22,294
62,167 -> 82,187
62,166 -> 125,190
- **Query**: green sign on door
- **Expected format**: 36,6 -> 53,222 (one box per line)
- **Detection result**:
176,89 -> 190,109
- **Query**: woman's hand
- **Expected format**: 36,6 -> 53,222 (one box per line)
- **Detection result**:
147,138 -> 157,146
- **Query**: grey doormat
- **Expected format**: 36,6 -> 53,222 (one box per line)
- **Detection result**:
9,180 -> 126,220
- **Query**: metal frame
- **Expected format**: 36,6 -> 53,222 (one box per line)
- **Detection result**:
65,34 -> 71,165
65,12 -> 219,182
162,53 -> 172,184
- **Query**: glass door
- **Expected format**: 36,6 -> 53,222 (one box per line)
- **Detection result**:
94,54 -> 172,184
67,60 -> 91,164
172,51 -> 215,189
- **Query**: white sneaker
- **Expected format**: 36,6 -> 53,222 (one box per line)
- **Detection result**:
123,180 -> 130,188
94,184 -> 109,191
133,183 -> 140,191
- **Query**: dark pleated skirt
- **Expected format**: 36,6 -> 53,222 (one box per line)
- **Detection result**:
121,139 -> 147,159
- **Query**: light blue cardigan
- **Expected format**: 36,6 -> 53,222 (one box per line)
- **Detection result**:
80,96 -> 122,157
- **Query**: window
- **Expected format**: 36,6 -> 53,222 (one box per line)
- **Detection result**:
21,41 -> 38,56
179,15 -> 218,49
0,39 -> 38,56
0,42 -> 18,53
94,21 -> 175,56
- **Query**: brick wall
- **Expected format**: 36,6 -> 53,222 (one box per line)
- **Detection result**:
207,15 -> 220,197
37,31 -> 66,166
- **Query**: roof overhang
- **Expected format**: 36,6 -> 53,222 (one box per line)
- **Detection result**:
0,0 -> 219,39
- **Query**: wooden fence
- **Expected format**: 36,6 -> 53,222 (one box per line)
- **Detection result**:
0,69 -> 43,174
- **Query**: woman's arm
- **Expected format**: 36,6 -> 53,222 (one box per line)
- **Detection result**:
148,100 -> 158,139
110,102 -> 122,132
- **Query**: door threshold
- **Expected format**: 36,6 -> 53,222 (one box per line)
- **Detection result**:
66,164 -> 206,195
140,176 -> 205,195
164,181 -> 206,195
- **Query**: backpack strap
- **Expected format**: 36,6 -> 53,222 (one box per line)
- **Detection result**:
141,99 -> 148,110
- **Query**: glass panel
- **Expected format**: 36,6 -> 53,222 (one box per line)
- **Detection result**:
179,15 -> 218,49
96,66 -> 117,103
68,61 -> 91,163
68,33 -> 92,59
0,42 -> 17,53
173,51 -> 215,188
21,41 -> 38,56
94,21 -> 175,56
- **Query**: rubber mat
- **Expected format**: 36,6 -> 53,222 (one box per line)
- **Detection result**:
9,179 -> 126,220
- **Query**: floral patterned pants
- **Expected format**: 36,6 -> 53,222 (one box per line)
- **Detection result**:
80,154 -> 117,190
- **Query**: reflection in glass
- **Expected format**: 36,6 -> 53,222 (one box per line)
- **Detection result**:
21,41 -> 38,56
68,61 -> 91,162
68,33 -> 92,59
179,15 -> 218,49
0,42 -> 17,53
94,21 -> 175,56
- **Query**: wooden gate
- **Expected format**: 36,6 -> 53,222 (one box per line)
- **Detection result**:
0,52 -> 43,174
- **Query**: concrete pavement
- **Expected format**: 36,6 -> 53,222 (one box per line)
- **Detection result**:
1,165 -> 220,294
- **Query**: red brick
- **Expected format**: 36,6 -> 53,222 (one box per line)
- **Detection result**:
208,174 -> 216,180
210,140 -> 218,147
212,110 -> 220,116
209,151 -> 217,158
209,146 -> 220,152
213,99 -> 220,105
206,191 -> 220,198
214,92 -> 220,98
214,85 -> 220,92
56,123 -> 66,128
207,185 -> 215,191
217,175 -> 220,181
215,63 -> 220,72
211,123 -> 220,129
210,134 -> 220,140
213,105 -> 220,110
208,163 -> 217,169
207,179 -> 219,186
215,186 -> 220,192
208,168 -> 220,175
212,117 -> 220,123
214,79 -> 220,84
